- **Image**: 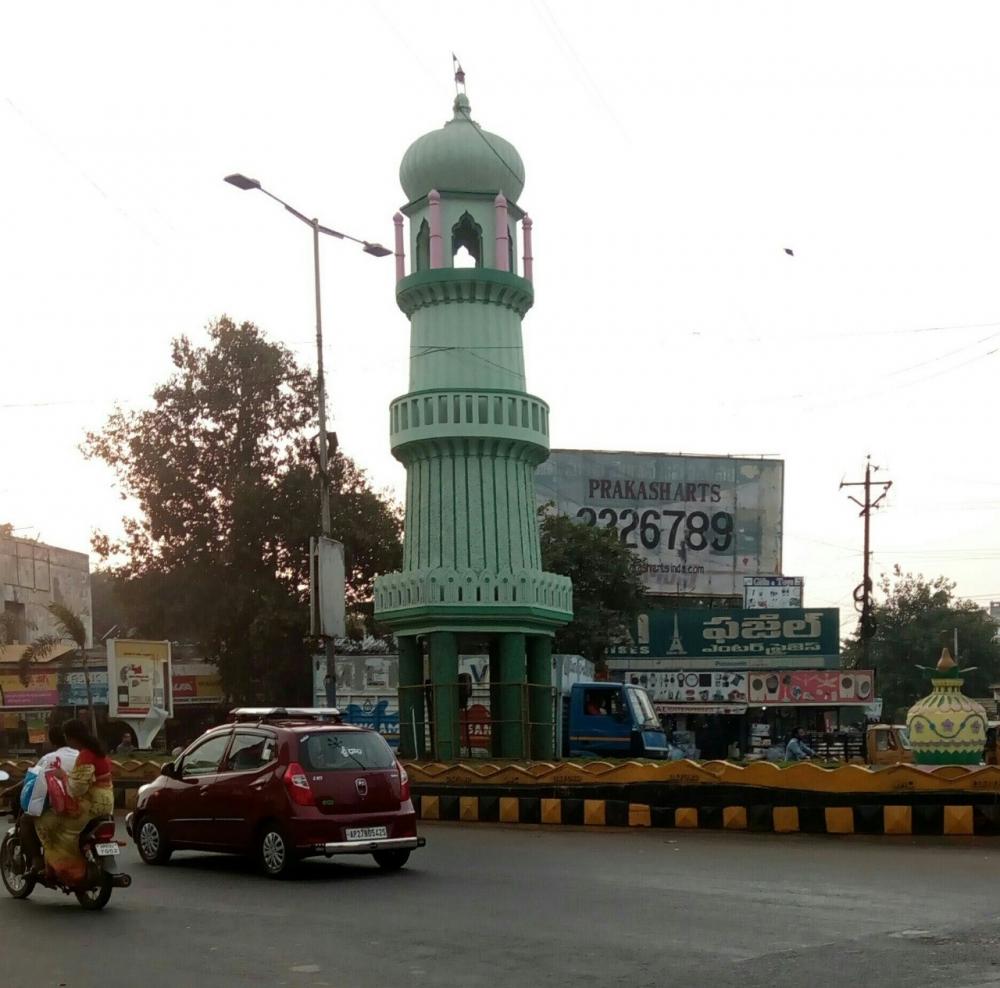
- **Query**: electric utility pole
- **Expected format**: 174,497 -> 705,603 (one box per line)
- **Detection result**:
841,457 -> 893,665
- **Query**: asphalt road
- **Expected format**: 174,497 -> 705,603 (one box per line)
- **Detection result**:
3,819 -> 1000,988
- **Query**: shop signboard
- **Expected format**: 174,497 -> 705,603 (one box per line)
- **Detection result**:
535,449 -> 783,596
743,576 -> 803,609
60,671 -> 109,707
107,639 -> 173,719
621,670 -> 748,704
171,673 -> 224,706
607,608 -> 840,670
0,671 -> 59,708
747,669 -> 874,705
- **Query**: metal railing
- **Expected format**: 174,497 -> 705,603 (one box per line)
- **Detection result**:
397,681 -> 560,761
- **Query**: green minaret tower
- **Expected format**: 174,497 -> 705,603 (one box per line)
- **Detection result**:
374,88 -> 572,760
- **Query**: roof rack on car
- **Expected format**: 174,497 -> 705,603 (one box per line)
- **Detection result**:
229,707 -> 342,723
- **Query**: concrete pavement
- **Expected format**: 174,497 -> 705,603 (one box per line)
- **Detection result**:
2,821 -> 1000,987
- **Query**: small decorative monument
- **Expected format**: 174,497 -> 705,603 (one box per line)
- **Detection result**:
906,648 -> 987,765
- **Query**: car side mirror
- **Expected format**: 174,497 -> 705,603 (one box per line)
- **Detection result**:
160,761 -> 177,779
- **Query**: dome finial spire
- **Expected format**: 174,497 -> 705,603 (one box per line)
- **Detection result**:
452,53 -> 470,120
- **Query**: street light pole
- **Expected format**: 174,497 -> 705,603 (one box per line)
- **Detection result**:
224,173 -> 390,709
311,215 -> 337,708
311,217 -> 333,540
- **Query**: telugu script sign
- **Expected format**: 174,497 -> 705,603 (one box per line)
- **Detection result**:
534,450 -> 783,595
608,608 -> 840,670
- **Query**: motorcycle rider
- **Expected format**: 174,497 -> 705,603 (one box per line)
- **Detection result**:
18,722 -> 78,874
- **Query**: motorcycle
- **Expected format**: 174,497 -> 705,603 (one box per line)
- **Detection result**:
0,774 -> 132,910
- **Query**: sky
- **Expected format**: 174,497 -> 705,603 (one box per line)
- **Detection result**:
2,0 -> 999,641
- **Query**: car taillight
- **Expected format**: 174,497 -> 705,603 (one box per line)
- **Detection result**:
397,762 -> 410,802
283,762 -> 315,806
92,821 -> 116,842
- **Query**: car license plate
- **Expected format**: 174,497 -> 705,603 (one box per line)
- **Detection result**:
346,826 -> 387,841
95,843 -> 120,857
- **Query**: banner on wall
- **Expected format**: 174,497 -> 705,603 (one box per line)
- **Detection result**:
743,576 -> 804,609
747,669 -> 875,705
620,670 -> 748,704
172,672 -> 224,706
0,671 -> 59,708
59,671 -> 110,707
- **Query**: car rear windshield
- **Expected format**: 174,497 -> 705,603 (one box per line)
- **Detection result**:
297,731 -> 396,771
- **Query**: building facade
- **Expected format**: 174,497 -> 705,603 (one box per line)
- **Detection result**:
1,532 -> 92,649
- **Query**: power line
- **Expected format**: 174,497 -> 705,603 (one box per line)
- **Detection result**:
884,330 -> 1000,378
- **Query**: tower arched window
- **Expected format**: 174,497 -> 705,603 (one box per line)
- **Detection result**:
451,212 -> 482,268
508,223 -> 515,274
415,219 -> 430,272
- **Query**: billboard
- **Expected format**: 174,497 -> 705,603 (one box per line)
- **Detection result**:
107,639 -> 173,719
607,608 -> 840,671
535,450 -> 783,595
744,576 -> 803,609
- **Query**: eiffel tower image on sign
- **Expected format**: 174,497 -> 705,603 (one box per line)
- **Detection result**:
666,613 -> 686,656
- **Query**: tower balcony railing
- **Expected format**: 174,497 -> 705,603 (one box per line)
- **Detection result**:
374,567 -> 573,616
395,268 -> 534,318
389,388 -> 550,452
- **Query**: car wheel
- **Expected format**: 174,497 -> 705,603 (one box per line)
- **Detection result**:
136,816 -> 172,865
257,825 -> 296,879
372,849 -> 410,871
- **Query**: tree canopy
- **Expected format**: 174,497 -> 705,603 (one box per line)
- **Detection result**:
84,317 -> 402,701
842,565 -> 1000,718
539,509 -> 647,668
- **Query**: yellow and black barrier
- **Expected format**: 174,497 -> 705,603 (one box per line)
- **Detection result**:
407,759 -> 1000,837
413,793 -> 991,835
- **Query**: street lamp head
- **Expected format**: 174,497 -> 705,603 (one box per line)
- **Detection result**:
362,242 -> 392,258
224,173 -> 261,191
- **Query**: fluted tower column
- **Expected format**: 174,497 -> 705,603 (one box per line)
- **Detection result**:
374,91 -> 572,759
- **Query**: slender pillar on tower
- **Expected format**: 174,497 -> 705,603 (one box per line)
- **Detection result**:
526,636 -> 554,759
397,635 -> 424,759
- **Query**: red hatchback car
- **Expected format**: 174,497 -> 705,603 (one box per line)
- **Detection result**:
125,708 -> 424,878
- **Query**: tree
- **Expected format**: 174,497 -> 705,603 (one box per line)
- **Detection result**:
18,603 -> 97,734
84,316 -> 403,701
539,509 -> 647,669
842,565 -> 1000,717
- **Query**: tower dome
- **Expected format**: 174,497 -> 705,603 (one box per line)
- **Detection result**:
399,94 -> 525,203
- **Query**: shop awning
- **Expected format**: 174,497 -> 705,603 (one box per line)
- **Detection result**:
655,703 -> 748,715
745,701 -> 875,708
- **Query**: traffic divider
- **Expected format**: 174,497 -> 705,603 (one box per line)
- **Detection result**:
411,787 -> 1000,836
